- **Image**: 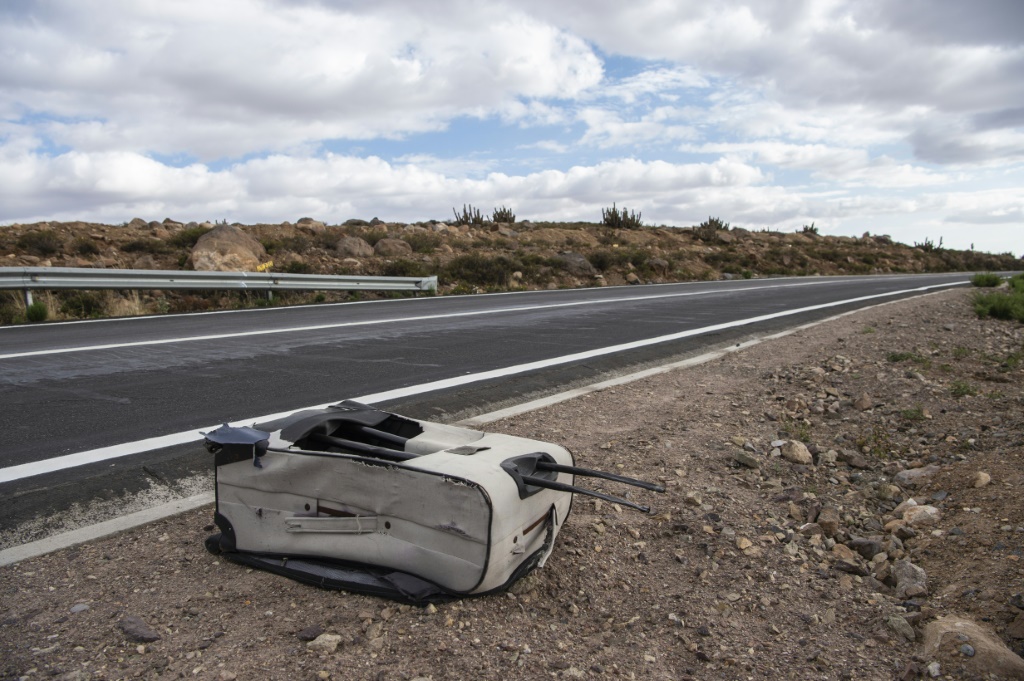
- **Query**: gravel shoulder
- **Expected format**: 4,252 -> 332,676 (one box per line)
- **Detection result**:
2,288 -> 1023,681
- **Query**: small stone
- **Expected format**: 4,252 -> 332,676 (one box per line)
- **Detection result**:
973,471 -> 992,488
960,643 -> 975,657
219,672 -> 238,681
834,559 -> 869,577
70,604 -> 90,614
887,614 -> 916,642
926,662 -> 941,677
732,450 -> 760,469
816,507 -> 841,537
781,441 -> 813,465
307,633 -> 342,654
831,543 -> 858,561
894,524 -> 917,541
894,465 -> 941,488
818,449 -> 838,465
684,491 -> 703,506
296,625 -> 324,642
853,393 -> 873,411
840,450 -> 872,469
736,537 -> 753,550
904,505 -> 941,527
892,560 -> 928,599
848,537 -> 884,560
118,615 -> 161,643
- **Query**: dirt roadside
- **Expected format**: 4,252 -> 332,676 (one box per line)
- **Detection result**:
2,288 -> 1023,681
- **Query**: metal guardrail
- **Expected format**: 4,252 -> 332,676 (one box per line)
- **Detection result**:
0,267 -> 438,306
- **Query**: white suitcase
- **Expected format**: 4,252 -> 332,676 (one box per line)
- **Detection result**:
204,401 -> 661,603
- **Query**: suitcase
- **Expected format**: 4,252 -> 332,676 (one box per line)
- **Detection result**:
204,401 -> 661,603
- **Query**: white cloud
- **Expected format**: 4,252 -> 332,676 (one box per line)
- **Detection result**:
0,0 -> 603,159
578,107 -> 697,148
942,189 -> 1024,225
600,67 -> 709,103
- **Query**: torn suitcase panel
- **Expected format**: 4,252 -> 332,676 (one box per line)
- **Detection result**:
203,400 -> 663,604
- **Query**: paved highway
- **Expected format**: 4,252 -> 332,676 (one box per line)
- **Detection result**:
0,273 -> 974,532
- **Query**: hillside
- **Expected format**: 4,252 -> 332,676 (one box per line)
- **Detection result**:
1,216 -> 1021,323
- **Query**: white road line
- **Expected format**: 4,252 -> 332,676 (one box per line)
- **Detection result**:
0,279 -> 843,360
0,280 -> 965,484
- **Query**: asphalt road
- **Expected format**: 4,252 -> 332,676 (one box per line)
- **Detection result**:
0,273 -> 977,532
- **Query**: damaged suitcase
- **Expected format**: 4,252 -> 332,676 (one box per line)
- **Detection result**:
204,400 -> 662,603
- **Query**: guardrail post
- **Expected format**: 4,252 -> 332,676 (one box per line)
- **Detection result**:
23,289 -> 33,307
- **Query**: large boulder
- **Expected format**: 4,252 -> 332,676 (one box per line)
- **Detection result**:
296,217 -> 326,232
556,252 -> 596,277
188,224 -> 267,272
373,238 -> 412,257
336,236 -> 374,258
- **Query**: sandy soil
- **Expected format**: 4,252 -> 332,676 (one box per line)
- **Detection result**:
2,288 -> 1022,680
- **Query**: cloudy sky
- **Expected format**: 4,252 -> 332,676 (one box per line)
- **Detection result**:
2,0 -> 1022,254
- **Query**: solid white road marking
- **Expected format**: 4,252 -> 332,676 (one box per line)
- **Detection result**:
0,280 -> 965,484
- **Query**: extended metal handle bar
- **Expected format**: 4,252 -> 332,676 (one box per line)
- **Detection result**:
536,462 -> 665,493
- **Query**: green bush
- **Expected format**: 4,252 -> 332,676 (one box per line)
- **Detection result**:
122,238 -> 171,254
168,226 -> 211,248
362,229 -> 388,247
402,232 -> 442,254
283,261 -> 313,274
381,259 -> 435,278
72,238 -> 101,256
587,250 -> 623,272
443,254 -> 516,287
26,301 -> 49,322
17,230 -> 62,256
973,291 -> 1024,322
0,300 -> 20,325
971,272 -> 1002,287
60,291 -> 106,318
950,380 -> 978,398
